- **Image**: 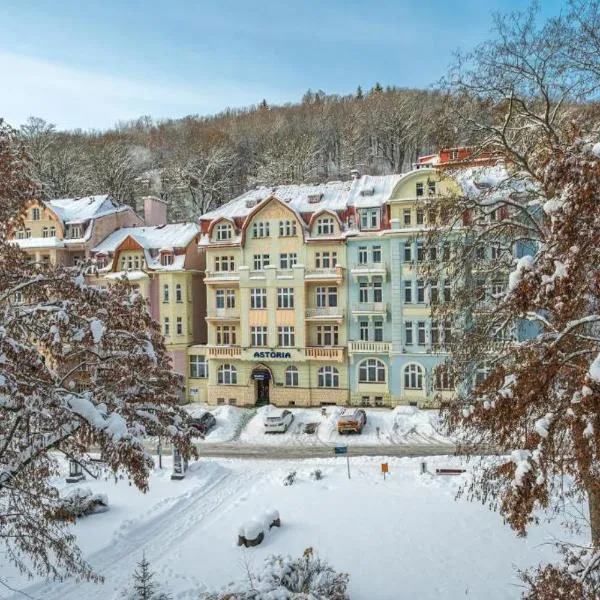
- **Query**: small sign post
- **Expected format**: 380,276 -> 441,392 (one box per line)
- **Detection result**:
381,462 -> 389,481
334,446 -> 350,480
171,447 -> 187,480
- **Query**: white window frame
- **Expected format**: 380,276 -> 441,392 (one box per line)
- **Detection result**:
189,355 -> 208,378
317,217 -> 335,235
358,358 -> 386,383
285,366 -> 299,387
218,364 -> 237,385
277,287 -> 294,309
318,366 -> 339,388
251,326 -> 268,347
250,288 -> 267,309
404,364 -> 424,389
277,326 -> 295,347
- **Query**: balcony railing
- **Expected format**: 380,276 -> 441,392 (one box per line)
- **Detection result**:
305,307 -> 344,319
207,345 -> 242,358
351,302 -> 388,314
348,341 -> 391,354
204,270 -> 239,281
351,262 -> 387,273
206,308 -> 240,320
305,346 -> 345,362
304,266 -> 344,281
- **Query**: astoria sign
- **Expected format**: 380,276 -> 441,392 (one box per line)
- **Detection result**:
253,351 -> 292,359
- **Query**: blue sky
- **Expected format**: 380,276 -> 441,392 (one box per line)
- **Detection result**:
0,0 -> 566,130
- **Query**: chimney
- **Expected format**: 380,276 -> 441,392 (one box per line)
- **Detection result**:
143,196 -> 167,226
350,168 -> 360,180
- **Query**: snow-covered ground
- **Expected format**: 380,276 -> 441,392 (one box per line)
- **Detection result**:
3,455 -> 579,600
185,404 -> 452,447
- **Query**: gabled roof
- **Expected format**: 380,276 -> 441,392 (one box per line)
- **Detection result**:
45,195 -> 131,225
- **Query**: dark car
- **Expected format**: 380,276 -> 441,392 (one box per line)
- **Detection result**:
189,412 -> 217,436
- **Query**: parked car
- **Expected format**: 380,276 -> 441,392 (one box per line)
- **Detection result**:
336,409 -> 367,435
264,410 -> 294,434
189,411 -> 217,436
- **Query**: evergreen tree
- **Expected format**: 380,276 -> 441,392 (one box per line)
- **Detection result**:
126,554 -> 171,600
355,85 -> 363,99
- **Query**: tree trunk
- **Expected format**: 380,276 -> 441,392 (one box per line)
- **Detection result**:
589,484 -> 600,548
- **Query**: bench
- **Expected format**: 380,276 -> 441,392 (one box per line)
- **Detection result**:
435,468 -> 466,475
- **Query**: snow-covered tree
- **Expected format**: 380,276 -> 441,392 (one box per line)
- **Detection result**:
437,2 -> 600,596
0,119 -> 194,584
123,554 -> 171,600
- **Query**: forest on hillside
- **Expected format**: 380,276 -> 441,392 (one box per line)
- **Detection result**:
13,85 -> 456,221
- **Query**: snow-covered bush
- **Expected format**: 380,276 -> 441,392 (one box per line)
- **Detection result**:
283,471 -> 297,486
204,547 -> 349,599
237,510 -> 280,547
58,487 -> 109,518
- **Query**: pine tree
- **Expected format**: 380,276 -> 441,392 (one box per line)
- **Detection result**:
127,554 -> 170,600
355,85 -> 363,99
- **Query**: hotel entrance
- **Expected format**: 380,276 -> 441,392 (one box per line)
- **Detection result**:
252,367 -> 271,406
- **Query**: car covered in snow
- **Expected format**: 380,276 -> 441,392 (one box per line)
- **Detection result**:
189,411 -> 217,437
263,410 -> 294,433
336,409 -> 367,434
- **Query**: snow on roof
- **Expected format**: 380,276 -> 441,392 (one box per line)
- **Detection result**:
92,223 -> 199,254
13,236 -> 64,249
347,174 -> 404,208
452,165 -> 536,203
45,195 -> 128,224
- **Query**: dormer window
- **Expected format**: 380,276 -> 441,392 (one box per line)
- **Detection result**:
215,223 -> 233,241
450,149 -> 459,160
307,194 -> 323,204
316,217 -> 335,235
67,225 -> 83,239
160,252 -> 174,266
360,208 -> 379,230
32,207 -> 41,220
252,221 -> 270,238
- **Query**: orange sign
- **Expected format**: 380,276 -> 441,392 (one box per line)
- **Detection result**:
381,463 -> 389,473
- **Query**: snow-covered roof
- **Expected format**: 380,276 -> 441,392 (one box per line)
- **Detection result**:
346,174 -> 404,208
45,195 -> 129,225
93,223 -> 200,254
452,165 -> 537,204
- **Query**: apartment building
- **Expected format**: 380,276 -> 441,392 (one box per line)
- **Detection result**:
10,195 -> 142,265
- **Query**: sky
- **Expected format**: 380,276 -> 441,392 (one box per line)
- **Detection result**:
0,0 -> 567,131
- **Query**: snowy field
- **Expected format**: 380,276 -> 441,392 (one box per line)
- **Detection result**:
2,455 -> 578,600
185,404 -> 452,447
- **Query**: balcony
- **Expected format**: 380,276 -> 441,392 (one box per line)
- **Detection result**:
351,302 -> 388,317
350,262 -> 387,281
305,346 -> 345,362
304,266 -> 344,284
206,308 -> 240,321
207,345 -> 242,358
204,270 -> 239,284
305,307 -> 344,322
348,341 -> 391,354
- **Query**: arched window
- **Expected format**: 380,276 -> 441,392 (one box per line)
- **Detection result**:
285,366 -> 298,387
25,228 -> 32,239
175,283 -> 183,302
218,364 -> 237,385
318,366 -> 339,388
404,364 -> 424,390
42,226 -> 49,238
358,358 -> 386,383
49,226 -> 56,237
434,364 -> 455,391
474,361 -> 491,386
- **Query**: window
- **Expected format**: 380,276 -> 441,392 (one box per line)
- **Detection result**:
218,364 -> 237,385
416,209 -> 424,225
250,288 -> 267,309
277,287 -> 294,309
404,280 -> 413,303
475,361 -> 491,386
359,358 -> 386,383
417,279 -> 425,303
443,242 -> 451,262
475,246 -> 485,260
431,321 -> 440,347
403,209 -> 412,225
251,326 -> 268,346
373,280 -> 383,303
253,254 -> 270,270
164,317 -> 170,336
491,245 -> 501,260
317,217 -> 335,235
316,325 -> 339,346
278,326 -> 295,347
428,181 -> 436,195
404,364 -> 424,389
443,320 -> 453,346
216,223 -> 232,240
429,246 -> 437,261
359,282 -> 369,303
285,366 -> 299,387
443,280 -> 451,303
49,226 -> 56,237
373,320 -> 383,342
316,287 -> 337,307
215,256 -> 235,272
430,281 -> 439,305
359,320 -> 369,341
216,289 -> 235,309
360,208 -> 379,230
358,246 -> 368,265
416,242 -> 424,262
13,291 -> 23,305
176,317 -> 183,335
405,321 -> 413,345
252,221 -> 270,238
25,228 -> 32,239
491,280 -> 505,297
32,207 -> 40,220
403,242 -> 412,262
361,396 -> 370,407
163,284 -> 169,303
279,220 -> 297,237
315,251 -> 337,269
189,355 -> 208,378
372,245 -> 382,263
417,321 -> 426,346
175,284 -> 183,303
42,226 -> 49,238
416,182 -> 424,197
435,365 -> 455,391
216,325 -> 236,345
279,253 -> 298,269
160,252 -> 174,266
318,366 -> 339,388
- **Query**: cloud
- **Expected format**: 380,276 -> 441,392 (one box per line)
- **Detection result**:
0,52 -> 296,130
